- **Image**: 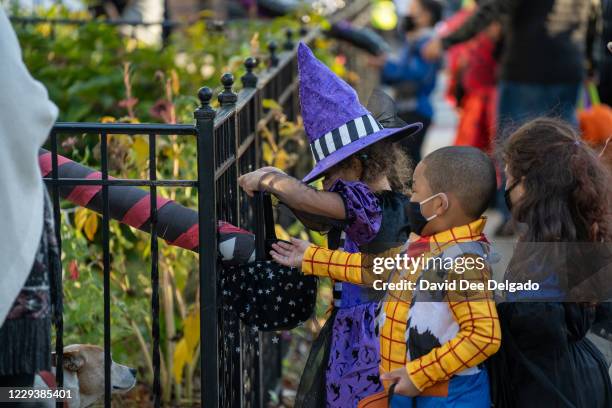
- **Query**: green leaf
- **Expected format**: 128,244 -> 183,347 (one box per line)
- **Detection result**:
262,99 -> 282,111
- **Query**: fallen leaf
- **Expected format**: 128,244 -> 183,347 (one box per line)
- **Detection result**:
84,213 -> 98,241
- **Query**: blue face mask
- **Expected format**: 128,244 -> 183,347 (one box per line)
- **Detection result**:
406,193 -> 448,236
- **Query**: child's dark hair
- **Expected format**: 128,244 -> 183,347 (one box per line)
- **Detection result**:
418,0 -> 443,26
503,118 -> 612,242
338,141 -> 412,193
422,146 -> 496,218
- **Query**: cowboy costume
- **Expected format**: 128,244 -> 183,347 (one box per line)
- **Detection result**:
300,217 -> 501,407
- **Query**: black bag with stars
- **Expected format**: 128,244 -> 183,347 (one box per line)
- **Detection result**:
221,192 -> 317,331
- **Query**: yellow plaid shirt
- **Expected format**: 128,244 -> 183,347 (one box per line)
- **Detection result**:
301,217 -> 501,391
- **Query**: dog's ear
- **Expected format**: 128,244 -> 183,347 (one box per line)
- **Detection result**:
61,350 -> 86,372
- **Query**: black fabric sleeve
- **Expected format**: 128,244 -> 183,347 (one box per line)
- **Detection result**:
586,0 -> 602,76
441,0 -> 521,49
503,302 -> 568,349
599,0 -> 612,104
281,204 -> 347,233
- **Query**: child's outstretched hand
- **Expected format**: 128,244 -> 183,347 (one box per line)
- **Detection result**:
270,238 -> 311,268
380,368 -> 420,397
238,167 -> 285,197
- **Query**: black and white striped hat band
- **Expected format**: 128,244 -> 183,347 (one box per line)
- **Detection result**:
310,114 -> 383,163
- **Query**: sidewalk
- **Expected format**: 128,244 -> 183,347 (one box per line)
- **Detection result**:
422,73 -> 457,156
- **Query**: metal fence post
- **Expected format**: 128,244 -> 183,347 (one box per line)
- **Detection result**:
218,73 -> 238,107
283,28 -> 294,51
241,57 -> 259,88
268,41 -> 279,69
195,86 -> 220,408
49,131 -> 64,408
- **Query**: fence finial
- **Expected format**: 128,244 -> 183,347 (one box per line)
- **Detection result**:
218,73 -> 238,106
299,23 -> 308,37
241,57 -> 259,88
212,20 -> 225,32
268,41 -> 279,68
284,28 -> 294,51
195,87 -> 216,120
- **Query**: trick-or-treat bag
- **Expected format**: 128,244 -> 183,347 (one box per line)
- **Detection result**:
221,192 -> 317,331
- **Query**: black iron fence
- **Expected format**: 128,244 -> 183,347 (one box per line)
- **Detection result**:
38,2 -> 373,406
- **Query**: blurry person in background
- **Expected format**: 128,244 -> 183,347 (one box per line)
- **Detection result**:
90,0 -> 165,45
440,1 -> 476,111
0,7 -> 60,390
119,0 -> 165,45
370,0 -> 444,164
440,0 -> 501,153
444,0 -> 464,16
599,0 -> 612,105
423,0 -> 601,236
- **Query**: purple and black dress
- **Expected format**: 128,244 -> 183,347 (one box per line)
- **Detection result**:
294,179 -> 411,408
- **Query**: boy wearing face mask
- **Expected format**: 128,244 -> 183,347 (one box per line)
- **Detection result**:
370,0 -> 443,163
272,146 -> 500,407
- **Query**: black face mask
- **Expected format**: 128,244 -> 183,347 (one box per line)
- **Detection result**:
403,15 -> 417,32
406,201 -> 428,236
504,180 -> 520,212
406,193 -> 444,236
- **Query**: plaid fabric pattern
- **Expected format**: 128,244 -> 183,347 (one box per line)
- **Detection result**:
302,217 -> 501,392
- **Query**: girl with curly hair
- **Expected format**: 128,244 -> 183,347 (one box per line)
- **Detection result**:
489,118 -> 612,407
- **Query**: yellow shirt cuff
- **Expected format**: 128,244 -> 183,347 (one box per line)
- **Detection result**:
301,244 -> 320,276
406,360 -> 428,391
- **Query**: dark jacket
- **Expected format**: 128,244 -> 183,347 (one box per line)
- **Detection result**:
599,0 -> 612,105
442,0 -> 600,84
381,31 -> 441,118
488,302 -> 612,407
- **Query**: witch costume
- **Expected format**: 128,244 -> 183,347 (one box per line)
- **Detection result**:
292,43 -> 421,408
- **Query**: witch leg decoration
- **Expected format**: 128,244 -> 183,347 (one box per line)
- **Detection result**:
38,148 -> 255,265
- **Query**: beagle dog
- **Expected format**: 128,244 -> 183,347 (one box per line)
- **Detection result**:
34,344 -> 137,408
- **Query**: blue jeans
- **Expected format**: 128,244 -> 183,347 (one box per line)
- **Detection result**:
495,80 -> 580,221
389,370 -> 490,408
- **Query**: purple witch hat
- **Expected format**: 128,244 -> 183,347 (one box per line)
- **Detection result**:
298,42 -> 422,183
